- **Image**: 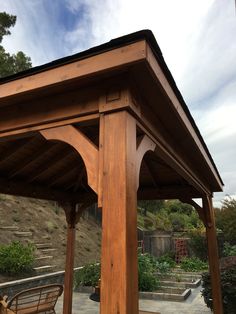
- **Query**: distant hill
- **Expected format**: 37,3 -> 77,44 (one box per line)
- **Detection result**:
0,194 -> 101,282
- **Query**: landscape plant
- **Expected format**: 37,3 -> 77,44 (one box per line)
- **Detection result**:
74,254 -> 161,292
223,242 -> 236,257
138,253 -> 160,291
202,265 -> 236,314
0,241 -> 35,275
180,257 -> 208,272
74,262 -> 100,288
156,253 -> 176,269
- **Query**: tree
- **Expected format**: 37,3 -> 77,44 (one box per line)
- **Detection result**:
138,200 -> 164,215
165,200 -> 193,215
216,197 -> 236,245
0,11 -> 31,78
0,11 -> 16,42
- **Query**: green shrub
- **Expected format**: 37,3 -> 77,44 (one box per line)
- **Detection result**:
74,263 -> 100,288
157,253 -> 176,269
202,266 -> 236,314
180,257 -> 208,272
0,241 -> 35,275
138,253 -> 160,291
74,254 -> 161,292
223,242 -> 236,257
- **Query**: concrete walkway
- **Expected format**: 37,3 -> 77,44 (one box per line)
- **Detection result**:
56,286 -> 211,314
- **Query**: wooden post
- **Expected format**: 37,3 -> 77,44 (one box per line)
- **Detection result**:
63,204 -> 77,314
203,196 -> 223,314
100,111 -> 138,314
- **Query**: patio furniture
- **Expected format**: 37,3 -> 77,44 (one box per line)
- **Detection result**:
0,284 -> 63,314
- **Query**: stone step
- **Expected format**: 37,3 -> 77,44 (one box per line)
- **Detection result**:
35,243 -> 53,249
35,255 -> 53,261
33,265 -> 54,273
14,231 -> 32,237
40,248 -> 57,254
0,226 -> 19,231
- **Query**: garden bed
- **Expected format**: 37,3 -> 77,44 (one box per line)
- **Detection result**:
140,286 -> 191,302
76,285 -> 191,302
160,278 -> 201,289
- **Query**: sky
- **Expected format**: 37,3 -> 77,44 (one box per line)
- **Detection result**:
0,0 -> 235,207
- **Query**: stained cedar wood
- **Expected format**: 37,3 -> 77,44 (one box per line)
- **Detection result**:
63,205 -> 77,314
146,46 -> 222,189
40,125 -> 99,193
203,196 -> 223,314
98,113 -> 105,208
130,62 -> 222,192
0,88 -> 99,135
0,114 -> 99,141
132,86 -> 213,193
136,135 -> 156,189
136,120 -> 211,195
100,111 -> 138,314
0,41 -> 146,100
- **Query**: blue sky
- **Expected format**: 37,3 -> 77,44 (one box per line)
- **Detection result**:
0,0 -> 236,206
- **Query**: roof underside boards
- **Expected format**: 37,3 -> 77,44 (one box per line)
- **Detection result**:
0,30 -> 223,202
0,132 -> 202,202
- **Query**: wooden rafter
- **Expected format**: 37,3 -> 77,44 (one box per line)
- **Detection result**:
8,142 -> 59,178
28,149 -> 74,183
47,165 -> 79,187
0,138 -> 34,166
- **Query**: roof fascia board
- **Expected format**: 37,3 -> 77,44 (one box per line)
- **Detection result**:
0,40 -> 146,100
145,43 -> 223,190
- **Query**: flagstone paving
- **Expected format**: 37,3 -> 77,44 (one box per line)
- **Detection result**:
56,286 -> 211,314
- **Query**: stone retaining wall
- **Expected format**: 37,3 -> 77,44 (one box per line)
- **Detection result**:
0,267 -> 82,297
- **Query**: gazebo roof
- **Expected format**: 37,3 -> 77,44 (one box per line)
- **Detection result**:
0,30 -> 223,203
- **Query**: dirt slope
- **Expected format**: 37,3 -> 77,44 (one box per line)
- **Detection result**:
0,194 -> 101,282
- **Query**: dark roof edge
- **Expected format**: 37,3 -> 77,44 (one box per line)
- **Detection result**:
0,29 -> 223,186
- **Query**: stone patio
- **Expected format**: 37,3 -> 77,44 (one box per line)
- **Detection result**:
55,286 -> 211,314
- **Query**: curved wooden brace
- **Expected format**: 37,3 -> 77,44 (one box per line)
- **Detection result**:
136,135 -> 156,189
40,125 -> 98,194
180,196 -> 213,228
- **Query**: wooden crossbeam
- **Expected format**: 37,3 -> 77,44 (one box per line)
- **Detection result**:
0,177 -> 94,203
138,186 -> 202,200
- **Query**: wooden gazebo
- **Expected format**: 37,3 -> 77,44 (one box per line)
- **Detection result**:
0,30 -> 223,314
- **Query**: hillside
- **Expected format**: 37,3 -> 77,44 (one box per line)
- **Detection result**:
0,194 -> 101,282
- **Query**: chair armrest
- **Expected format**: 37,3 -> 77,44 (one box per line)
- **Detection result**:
0,298 -> 8,308
0,299 -> 8,314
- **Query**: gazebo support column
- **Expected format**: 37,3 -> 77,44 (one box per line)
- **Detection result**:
100,111 -> 138,314
62,204 -> 79,314
203,196 -> 223,314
